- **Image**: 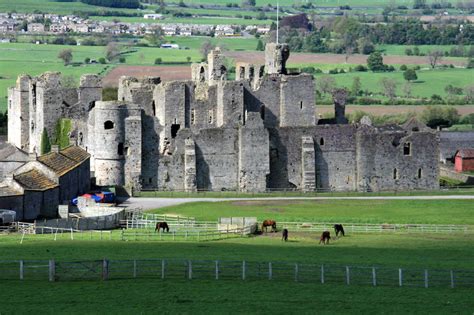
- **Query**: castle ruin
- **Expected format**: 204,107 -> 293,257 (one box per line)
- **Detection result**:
6,43 -> 440,193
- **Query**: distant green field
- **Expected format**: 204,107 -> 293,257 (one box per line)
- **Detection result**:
90,14 -> 272,25
0,0 -> 141,14
315,68 -> 474,99
162,36 -> 258,50
378,45 -> 465,56
151,199 -> 474,225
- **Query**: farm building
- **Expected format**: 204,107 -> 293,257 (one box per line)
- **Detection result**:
0,145 -> 90,221
454,149 -> 474,172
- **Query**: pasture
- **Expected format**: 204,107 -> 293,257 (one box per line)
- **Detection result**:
2,197 -> 474,313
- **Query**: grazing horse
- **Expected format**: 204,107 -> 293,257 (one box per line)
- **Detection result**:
282,228 -> 288,241
319,231 -> 331,245
334,224 -> 345,237
262,220 -> 277,233
155,222 -> 170,232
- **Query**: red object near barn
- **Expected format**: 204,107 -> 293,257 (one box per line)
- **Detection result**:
454,149 -> 474,172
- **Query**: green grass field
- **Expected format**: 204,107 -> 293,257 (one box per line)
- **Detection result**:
0,0 -> 140,14
2,198 -> 474,313
378,44 -> 461,56
150,199 -> 474,224
315,68 -> 474,99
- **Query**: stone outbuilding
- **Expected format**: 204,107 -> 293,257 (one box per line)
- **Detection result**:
454,149 -> 474,172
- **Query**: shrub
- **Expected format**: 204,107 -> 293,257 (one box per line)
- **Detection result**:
119,57 -> 126,63
400,64 -> 408,71
354,64 -> 368,72
84,57 -> 91,64
154,57 -> 162,64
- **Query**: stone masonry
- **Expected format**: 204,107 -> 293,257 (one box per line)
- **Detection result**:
5,43 -> 440,192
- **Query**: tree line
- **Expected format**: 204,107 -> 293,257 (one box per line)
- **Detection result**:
79,0 -> 140,9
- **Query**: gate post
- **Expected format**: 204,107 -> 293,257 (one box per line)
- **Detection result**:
321,265 -> 325,284
188,260 -> 192,280
398,268 -> 403,287
19,260 -> 24,280
161,259 -> 166,279
450,270 -> 455,288
372,267 -> 377,286
424,269 -> 429,288
294,263 -> 299,282
345,266 -> 350,285
215,260 -> 219,280
268,262 -> 272,280
242,261 -> 246,280
102,259 -> 109,281
49,260 -> 55,282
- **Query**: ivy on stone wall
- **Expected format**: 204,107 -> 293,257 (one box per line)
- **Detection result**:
40,128 -> 51,155
53,118 -> 71,149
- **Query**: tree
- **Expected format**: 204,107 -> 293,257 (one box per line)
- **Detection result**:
40,128 -> 51,155
186,56 -> 191,63
57,49 -> 73,66
154,57 -> 162,64
256,39 -> 264,51
465,85 -> 474,102
241,0 -> 255,6
402,82 -> 412,98
420,106 -> 460,129
403,68 -> 418,82
351,76 -> 361,96
357,37 -> 375,55
379,77 -> 398,100
200,40 -> 216,60
317,76 -> 336,95
413,0 -> 427,9
367,51 -> 386,72
427,50 -> 443,69
106,42 -> 121,62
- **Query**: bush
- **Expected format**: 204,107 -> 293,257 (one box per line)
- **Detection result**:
154,58 -> 162,64
356,97 -> 382,105
119,57 -> 126,63
300,66 -> 315,74
400,64 -> 408,71
405,48 -> 413,56
84,57 -> 91,64
328,69 -> 339,74
467,59 -> 474,69
98,57 -> 106,64
354,65 -> 368,72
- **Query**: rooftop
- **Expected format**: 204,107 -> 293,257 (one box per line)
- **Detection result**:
14,169 -> 58,191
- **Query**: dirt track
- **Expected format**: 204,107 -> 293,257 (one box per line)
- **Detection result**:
103,65 -> 191,87
224,51 -> 467,67
317,105 -> 474,116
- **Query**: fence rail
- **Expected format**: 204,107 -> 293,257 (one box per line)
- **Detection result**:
1,258 -> 473,288
279,222 -> 472,234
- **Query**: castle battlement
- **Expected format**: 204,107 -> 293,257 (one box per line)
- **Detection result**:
5,44 -> 439,193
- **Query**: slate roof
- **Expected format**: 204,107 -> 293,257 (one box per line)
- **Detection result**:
37,146 -> 89,176
14,169 -> 58,191
455,148 -> 474,159
60,146 -> 90,163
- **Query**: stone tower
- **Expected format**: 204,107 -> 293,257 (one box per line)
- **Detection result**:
265,43 -> 290,75
8,75 -> 31,150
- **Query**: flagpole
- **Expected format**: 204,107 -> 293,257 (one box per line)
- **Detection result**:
276,0 -> 279,44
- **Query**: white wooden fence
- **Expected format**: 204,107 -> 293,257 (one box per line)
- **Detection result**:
279,222 -> 472,234
1,259 -> 473,288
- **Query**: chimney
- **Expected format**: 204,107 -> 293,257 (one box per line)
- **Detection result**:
28,152 -> 37,161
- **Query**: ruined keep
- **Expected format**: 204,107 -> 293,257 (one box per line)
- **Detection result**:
6,44 -> 440,193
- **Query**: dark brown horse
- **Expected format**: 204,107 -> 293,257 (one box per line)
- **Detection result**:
155,222 -> 169,232
282,228 -> 288,241
319,231 -> 331,245
262,220 -> 277,233
334,224 -> 345,237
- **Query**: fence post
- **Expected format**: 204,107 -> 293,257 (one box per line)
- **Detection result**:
450,270 -> 455,288
399,268 -> 403,287
102,259 -> 109,281
321,265 -> 325,284
133,260 -> 137,278
268,262 -> 272,280
49,260 -> 55,282
121,229 -> 124,241
242,260 -> 246,280
294,263 -> 299,282
346,266 -> 350,285
161,259 -> 165,279
188,260 -> 192,280
372,267 -> 377,286
215,260 -> 219,280
19,260 -> 24,280
70,228 -> 73,240
424,269 -> 429,288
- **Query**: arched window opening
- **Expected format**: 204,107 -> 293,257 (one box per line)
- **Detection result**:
118,143 -> 124,155
199,67 -> 205,82
152,100 -> 156,117
403,142 -> 411,156
319,138 -> 324,146
418,168 -> 422,179
104,121 -> 114,130
393,168 -> 399,180
260,105 -> 265,120
171,124 -> 180,138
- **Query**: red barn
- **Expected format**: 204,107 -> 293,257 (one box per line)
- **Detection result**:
454,149 -> 474,172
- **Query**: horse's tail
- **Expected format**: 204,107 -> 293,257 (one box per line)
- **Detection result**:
341,227 -> 345,236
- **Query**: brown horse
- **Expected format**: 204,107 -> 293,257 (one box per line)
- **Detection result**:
319,231 -> 331,245
155,222 -> 170,232
262,220 -> 277,233
282,228 -> 288,241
